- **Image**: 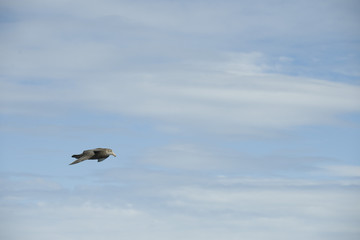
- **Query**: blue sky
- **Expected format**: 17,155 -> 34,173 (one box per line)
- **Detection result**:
1,0 -> 360,239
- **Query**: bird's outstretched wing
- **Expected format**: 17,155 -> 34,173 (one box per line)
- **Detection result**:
69,150 -> 95,165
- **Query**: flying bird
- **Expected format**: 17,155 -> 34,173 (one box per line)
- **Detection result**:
70,148 -> 116,165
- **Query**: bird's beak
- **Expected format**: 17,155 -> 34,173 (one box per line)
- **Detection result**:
112,153 -> 117,157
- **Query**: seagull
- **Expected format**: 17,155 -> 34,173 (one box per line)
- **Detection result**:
70,148 -> 116,165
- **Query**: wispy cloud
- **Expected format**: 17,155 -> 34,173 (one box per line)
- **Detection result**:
1,172 -> 359,240
322,165 -> 360,177
2,58 -> 359,135
2,1 -> 359,135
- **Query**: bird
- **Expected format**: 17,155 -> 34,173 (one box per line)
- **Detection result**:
70,148 -> 116,165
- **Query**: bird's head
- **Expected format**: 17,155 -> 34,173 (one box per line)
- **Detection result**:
108,148 -> 116,157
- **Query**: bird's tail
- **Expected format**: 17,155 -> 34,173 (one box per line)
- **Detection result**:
72,154 -> 81,159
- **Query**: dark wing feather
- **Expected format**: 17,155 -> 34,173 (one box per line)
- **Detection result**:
69,150 -> 95,165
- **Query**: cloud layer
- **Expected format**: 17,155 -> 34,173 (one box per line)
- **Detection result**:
2,57 -> 360,135
1,172 -> 359,240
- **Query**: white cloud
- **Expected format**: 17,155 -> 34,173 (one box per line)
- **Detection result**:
29,0 -> 357,39
81,70 -> 360,134
322,165 -> 360,177
2,54 -> 360,135
0,202 -> 150,240
1,0 -> 359,136
1,173 -> 360,240
139,142 -> 337,174
165,178 -> 360,239
143,144 -> 227,171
